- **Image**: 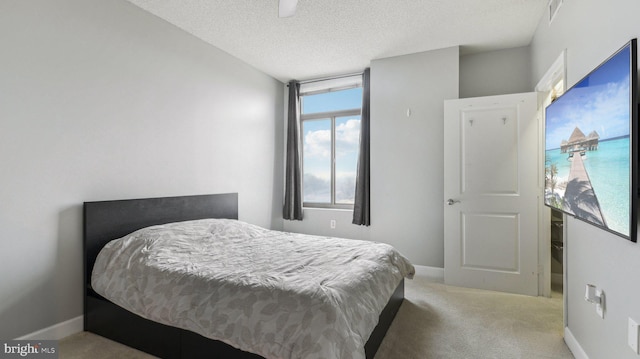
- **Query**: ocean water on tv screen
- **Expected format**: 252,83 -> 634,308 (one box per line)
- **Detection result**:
546,136 -> 630,235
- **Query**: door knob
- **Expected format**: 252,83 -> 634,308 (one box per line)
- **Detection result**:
447,199 -> 460,205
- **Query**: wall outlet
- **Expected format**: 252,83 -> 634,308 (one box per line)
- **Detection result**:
330,220 -> 336,229
629,318 -> 639,354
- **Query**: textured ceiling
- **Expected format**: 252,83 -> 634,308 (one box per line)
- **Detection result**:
126,0 -> 547,83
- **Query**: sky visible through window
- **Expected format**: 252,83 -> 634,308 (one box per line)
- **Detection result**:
302,88 -> 363,114
302,87 -> 362,204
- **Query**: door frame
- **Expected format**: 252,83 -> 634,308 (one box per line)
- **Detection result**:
535,49 -> 567,324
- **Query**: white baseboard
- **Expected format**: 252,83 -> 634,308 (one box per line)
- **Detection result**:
414,265 -> 444,280
564,326 -> 589,359
15,315 -> 83,340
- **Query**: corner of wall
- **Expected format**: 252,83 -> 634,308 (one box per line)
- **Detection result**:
15,316 -> 83,341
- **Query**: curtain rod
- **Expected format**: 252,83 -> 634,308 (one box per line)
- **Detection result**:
288,71 -> 364,86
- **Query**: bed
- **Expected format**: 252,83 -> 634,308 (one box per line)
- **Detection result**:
84,193 -> 412,359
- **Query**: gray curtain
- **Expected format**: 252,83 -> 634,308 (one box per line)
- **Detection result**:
353,68 -> 371,226
283,80 -> 303,220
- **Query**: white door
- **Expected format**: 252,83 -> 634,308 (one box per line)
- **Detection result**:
444,93 -> 539,296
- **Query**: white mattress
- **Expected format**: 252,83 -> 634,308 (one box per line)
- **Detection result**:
91,219 -> 414,359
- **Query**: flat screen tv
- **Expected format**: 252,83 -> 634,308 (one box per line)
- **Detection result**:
544,39 -> 637,242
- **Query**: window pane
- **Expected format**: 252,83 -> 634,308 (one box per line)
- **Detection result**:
302,87 -> 363,114
303,119 -> 332,203
335,116 -> 361,204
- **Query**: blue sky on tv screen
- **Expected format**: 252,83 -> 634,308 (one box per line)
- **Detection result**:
545,44 -> 631,150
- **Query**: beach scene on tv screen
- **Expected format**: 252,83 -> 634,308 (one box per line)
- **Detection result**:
544,45 -> 631,237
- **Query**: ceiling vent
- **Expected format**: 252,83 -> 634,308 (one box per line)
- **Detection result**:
548,0 -> 563,24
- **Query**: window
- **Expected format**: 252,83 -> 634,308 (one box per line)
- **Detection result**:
301,86 -> 362,208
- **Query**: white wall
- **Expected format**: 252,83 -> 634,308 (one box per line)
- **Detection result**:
460,46 -> 532,98
284,47 -> 459,267
530,0 -> 640,357
0,0 -> 284,339
370,47 -> 459,267
283,208 -> 371,239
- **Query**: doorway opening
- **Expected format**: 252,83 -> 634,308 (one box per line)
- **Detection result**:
536,49 -> 566,294
536,51 -> 566,328
545,77 -> 566,297
550,208 -> 563,295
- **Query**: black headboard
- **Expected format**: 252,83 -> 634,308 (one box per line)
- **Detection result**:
83,193 -> 238,288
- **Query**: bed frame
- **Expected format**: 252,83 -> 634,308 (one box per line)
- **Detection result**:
84,193 -> 404,359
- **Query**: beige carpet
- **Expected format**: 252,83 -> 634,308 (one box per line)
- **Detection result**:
373,271 -> 572,359
60,272 -> 572,358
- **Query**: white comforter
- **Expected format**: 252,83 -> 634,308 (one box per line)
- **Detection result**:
91,219 -> 414,359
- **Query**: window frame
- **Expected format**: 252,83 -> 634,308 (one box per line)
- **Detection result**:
300,87 -> 362,210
